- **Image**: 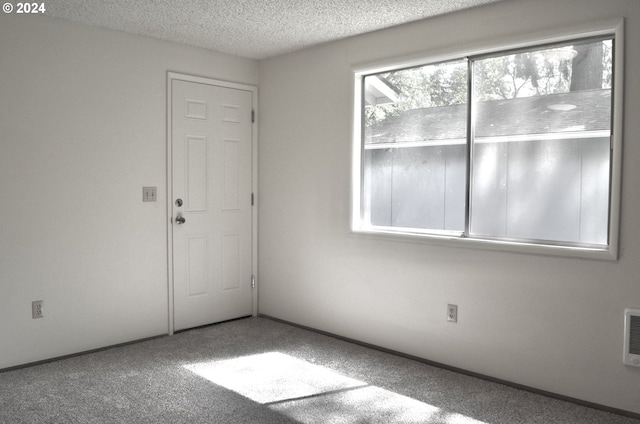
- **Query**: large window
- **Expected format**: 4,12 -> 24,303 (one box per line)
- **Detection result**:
353,27 -> 623,259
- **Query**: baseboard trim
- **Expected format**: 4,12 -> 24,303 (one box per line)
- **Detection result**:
259,314 -> 640,420
0,316 -> 257,374
0,334 -> 167,374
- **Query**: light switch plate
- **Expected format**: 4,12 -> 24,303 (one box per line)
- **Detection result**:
143,187 -> 157,202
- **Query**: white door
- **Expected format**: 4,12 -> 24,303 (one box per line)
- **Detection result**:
171,77 -> 253,332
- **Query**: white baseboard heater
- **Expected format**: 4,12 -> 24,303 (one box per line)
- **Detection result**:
624,309 -> 640,367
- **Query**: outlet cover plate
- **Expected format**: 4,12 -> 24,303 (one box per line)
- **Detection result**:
32,300 -> 43,319
447,304 -> 458,323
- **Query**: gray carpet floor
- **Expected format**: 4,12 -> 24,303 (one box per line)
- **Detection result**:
1,316 -> 639,424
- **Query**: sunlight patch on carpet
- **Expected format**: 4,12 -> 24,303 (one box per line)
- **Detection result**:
185,352 -> 365,404
185,352 -> 487,423
270,385 -> 486,424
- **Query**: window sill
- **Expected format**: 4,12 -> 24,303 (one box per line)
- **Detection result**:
351,225 -> 616,261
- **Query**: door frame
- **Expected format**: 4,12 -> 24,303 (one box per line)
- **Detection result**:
166,72 -> 258,335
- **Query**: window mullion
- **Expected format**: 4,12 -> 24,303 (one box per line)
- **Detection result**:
464,57 -> 473,238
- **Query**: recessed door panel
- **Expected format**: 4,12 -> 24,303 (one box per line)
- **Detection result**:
185,99 -> 207,120
223,139 -> 240,210
222,233 -> 240,291
187,236 -> 207,297
186,136 -> 208,212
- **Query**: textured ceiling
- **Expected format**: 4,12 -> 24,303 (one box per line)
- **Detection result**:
43,0 -> 504,60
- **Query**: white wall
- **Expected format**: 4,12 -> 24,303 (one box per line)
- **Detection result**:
258,0 -> 640,415
0,14 -> 258,368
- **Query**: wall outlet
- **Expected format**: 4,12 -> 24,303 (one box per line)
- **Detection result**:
32,300 -> 44,319
143,186 -> 157,202
447,304 -> 458,323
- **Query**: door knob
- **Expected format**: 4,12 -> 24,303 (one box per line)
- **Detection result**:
175,215 -> 186,224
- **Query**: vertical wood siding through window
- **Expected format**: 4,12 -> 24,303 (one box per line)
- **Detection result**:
365,138 -> 609,244
470,137 -> 609,244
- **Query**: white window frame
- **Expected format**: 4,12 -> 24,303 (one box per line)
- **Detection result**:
351,20 -> 624,260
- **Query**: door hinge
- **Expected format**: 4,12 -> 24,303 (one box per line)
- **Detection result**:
251,275 -> 256,288
251,192 -> 254,206
251,109 -> 255,123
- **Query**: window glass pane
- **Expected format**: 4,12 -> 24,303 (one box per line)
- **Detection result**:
363,60 -> 467,232
470,39 -> 612,245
